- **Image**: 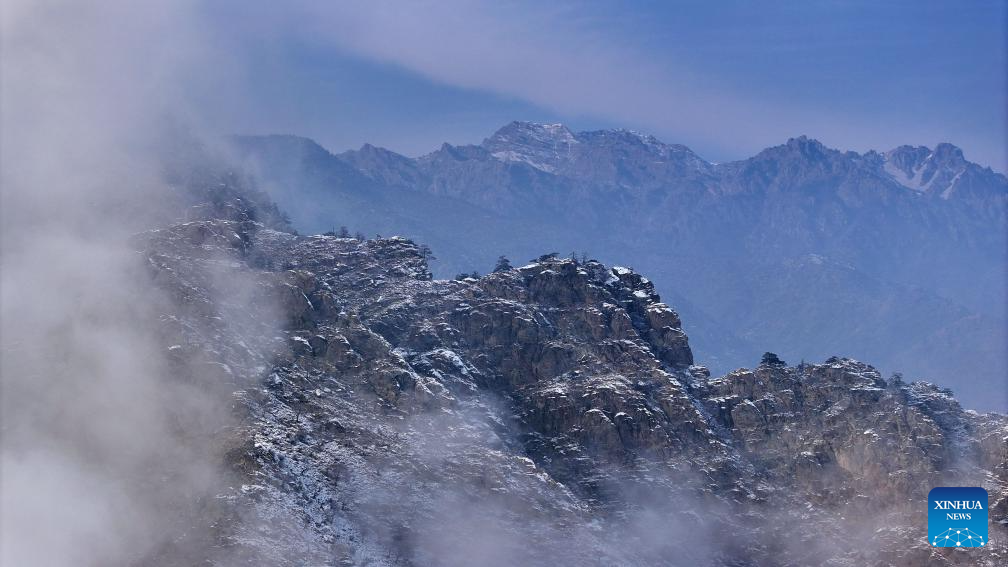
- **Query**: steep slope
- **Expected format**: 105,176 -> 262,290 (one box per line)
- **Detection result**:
230,124 -> 1007,411
131,218 -> 1008,566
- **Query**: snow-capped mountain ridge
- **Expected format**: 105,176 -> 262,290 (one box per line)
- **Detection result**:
235,124 -> 1004,201
474,122 -> 1004,200
482,120 -> 713,175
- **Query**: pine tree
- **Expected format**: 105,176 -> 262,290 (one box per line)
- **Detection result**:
535,252 -> 559,262
760,352 -> 786,366
493,255 -> 512,272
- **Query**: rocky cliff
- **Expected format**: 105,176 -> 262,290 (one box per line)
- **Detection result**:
131,218 -> 1008,566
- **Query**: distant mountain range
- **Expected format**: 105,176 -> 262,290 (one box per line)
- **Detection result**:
230,121 -> 1008,411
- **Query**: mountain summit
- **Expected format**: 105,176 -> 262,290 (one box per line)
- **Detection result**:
482,121 -> 713,184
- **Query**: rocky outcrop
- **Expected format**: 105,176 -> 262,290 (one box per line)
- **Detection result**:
133,219 -> 1008,566
697,359 -> 1003,505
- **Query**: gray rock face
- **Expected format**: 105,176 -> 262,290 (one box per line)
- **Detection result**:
133,219 -> 1008,566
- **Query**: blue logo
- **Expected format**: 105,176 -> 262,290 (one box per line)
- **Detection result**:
928,487 -> 988,548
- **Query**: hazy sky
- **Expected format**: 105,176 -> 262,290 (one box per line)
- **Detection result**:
201,1 -> 1007,168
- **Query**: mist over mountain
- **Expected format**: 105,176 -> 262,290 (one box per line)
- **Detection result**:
232,122 -> 1008,411
4,113 -> 1005,564
5,0 -> 1007,564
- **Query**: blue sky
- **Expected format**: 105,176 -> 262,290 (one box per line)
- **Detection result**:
204,1 -> 1006,169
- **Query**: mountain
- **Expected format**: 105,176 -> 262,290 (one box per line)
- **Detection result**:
130,216 -> 1008,565
231,123 -> 1008,411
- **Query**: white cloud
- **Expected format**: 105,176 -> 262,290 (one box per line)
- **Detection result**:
287,1 -> 779,153
226,0 -> 1004,168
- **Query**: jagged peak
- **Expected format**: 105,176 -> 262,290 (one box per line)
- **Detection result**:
878,141 -> 985,196
885,143 -> 931,156
358,142 -> 394,155
482,121 -> 710,174
486,121 -> 701,154
415,141 -> 461,161
352,142 -> 412,162
883,142 -> 966,165
932,141 -> 966,162
483,122 -> 579,159
486,120 -> 576,143
783,135 -> 828,154
578,127 -> 704,158
883,144 -> 931,165
580,127 -> 662,144
738,135 -> 838,168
